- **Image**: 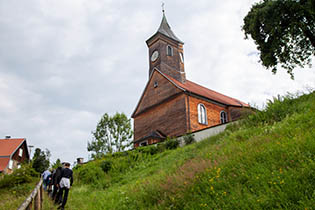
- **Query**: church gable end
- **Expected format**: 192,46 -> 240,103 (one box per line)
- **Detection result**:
133,93 -> 188,142
132,70 -> 183,117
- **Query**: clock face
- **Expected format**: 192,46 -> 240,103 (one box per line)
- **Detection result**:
151,50 -> 159,62
179,52 -> 184,63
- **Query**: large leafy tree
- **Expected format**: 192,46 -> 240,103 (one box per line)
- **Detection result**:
87,112 -> 133,158
242,0 -> 315,79
32,148 -> 50,173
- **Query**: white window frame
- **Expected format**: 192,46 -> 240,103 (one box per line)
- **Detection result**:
220,111 -> 228,124
8,160 -> 13,169
18,148 -> 23,157
166,45 -> 173,56
198,103 -> 207,125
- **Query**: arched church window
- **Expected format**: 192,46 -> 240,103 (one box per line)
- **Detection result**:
167,45 -> 173,56
220,111 -> 228,124
198,104 -> 207,125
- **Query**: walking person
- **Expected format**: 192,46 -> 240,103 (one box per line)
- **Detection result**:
56,162 -> 73,210
42,169 -> 51,191
52,166 -> 63,201
46,171 -> 53,194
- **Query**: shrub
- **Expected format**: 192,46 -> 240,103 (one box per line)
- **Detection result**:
157,143 -> 166,153
0,164 -> 38,188
241,91 -> 315,128
112,151 -> 129,158
165,138 -> 179,150
76,162 -> 105,185
136,145 -> 159,155
100,160 -> 112,173
183,132 -> 195,145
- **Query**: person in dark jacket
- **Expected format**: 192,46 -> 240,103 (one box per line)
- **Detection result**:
56,162 -> 73,210
52,166 -> 63,201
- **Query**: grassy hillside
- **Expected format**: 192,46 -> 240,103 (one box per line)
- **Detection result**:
62,91 -> 314,210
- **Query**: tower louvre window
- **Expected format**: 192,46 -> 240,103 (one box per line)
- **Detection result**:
167,45 -> 173,56
198,104 -> 207,125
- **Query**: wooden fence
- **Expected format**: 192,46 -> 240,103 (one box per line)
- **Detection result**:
18,178 -> 43,210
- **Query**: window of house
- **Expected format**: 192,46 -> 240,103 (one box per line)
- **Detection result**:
140,140 -> 148,147
198,104 -> 207,125
154,81 -> 158,88
8,160 -> 13,169
220,111 -> 228,124
167,45 -> 173,56
18,148 -> 23,157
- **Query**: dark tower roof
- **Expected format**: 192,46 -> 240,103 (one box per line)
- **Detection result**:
147,12 -> 184,44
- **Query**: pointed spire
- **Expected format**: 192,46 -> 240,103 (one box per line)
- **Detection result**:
156,11 -> 183,44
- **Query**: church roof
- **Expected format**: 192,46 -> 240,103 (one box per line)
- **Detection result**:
147,13 -> 184,44
167,76 -> 249,107
132,69 -> 249,118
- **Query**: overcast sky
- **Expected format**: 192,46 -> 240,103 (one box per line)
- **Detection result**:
1,0 -> 314,165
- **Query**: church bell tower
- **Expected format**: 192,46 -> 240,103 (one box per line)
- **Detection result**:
146,11 -> 186,83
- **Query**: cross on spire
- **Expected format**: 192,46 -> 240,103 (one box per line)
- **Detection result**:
161,2 -> 165,14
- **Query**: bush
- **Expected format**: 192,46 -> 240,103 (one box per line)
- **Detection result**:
157,143 -> 166,153
165,138 -> 179,150
0,164 -> 38,188
100,160 -> 112,173
241,91 -> 315,128
183,132 -> 195,145
76,162 -> 105,185
136,145 -> 160,155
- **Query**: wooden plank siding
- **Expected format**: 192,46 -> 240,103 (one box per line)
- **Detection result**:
133,93 -> 187,141
188,95 -> 229,132
133,71 -> 182,117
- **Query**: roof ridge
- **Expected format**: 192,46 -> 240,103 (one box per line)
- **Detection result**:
168,77 -> 249,107
186,79 -> 238,101
0,138 -> 25,140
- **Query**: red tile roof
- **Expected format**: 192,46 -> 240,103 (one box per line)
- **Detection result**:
132,69 -> 250,118
0,157 -> 10,171
0,138 -> 25,156
166,75 -> 249,107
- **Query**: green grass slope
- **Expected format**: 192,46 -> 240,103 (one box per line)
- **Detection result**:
64,91 -> 315,210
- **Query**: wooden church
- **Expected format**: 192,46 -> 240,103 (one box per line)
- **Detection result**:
132,12 -> 250,147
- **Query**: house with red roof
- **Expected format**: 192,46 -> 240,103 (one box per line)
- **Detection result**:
0,137 -> 30,174
132,12 -> 250,147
